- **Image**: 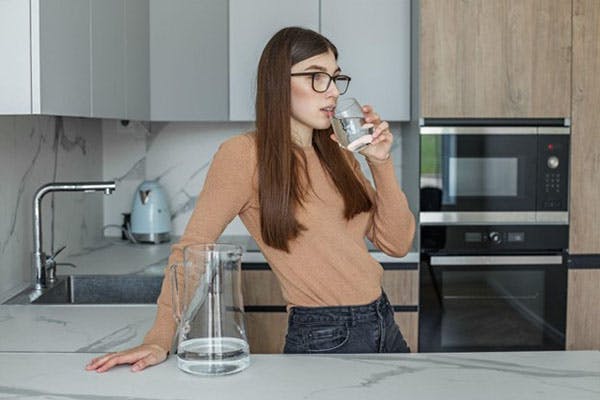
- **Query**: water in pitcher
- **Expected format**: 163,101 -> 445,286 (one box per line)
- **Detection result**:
177,337 -> 250,376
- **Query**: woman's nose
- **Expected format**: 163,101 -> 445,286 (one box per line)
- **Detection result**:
327,81 -> 340,97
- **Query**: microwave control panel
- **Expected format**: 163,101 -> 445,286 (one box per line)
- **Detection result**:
538,135 -> 569,211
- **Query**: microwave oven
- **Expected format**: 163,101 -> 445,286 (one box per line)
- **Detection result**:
419,118 -> 569,225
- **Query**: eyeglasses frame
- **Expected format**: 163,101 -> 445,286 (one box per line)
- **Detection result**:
290,72 -> 351,95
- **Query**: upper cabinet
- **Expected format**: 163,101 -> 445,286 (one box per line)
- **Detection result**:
0,0 -> 149,119
0,0 -> 90,116
321,0 -> 411,121
229,0 -> 319,121
1,0 -> 411,121
0,0 -> 33,114
149,0 -> 227,121
420,0 -> 572,118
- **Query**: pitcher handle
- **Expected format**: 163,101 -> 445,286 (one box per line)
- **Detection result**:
169,263 -> 182,325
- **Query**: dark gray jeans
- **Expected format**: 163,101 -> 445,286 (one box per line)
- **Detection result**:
283,291 -> 410,354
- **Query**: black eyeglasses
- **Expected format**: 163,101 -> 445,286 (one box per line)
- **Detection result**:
290,72 -> 351,95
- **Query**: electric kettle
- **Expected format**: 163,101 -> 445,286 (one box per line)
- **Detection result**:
130,180 -> 171,243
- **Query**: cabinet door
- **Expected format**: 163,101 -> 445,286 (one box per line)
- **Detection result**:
570,0 -> 600,253
150,0 -> 228,121
91,0 -> 125,118
125,0 -> 150,121
394,312 -> 418,352
229,0 -> 319,121
420,0 -> 571,118
0,0 -> 31,114
567,269 -> 600,350
382,269 -> 418,306
35,0 -> 91,117
321,0 -> 411,121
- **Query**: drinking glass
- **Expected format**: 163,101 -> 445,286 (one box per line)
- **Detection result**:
330,97 -> 373,152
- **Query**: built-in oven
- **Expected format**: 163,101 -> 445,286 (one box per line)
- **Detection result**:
419,225 -> 568,352
420,118 -> 569,225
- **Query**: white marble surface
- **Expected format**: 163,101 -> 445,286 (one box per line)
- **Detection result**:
0,305 -> 156,353
0,351 -> 598,400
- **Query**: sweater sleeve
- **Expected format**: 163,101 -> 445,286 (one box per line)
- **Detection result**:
349,155 -> 415,257
143,134 -> 256,352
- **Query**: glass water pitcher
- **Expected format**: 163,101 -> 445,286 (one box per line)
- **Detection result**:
170,243 -> 250,375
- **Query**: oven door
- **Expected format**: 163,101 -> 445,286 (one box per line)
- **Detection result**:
420,131 -> 538,213
419,254 -> 566,352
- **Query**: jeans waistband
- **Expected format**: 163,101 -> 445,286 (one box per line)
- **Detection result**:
289,291 -> 391,324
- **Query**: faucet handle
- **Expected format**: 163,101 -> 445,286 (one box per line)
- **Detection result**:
52,245 -> 67,258
46,245 -> 67,283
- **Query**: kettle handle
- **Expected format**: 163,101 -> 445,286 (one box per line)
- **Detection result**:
169,263 -> 182,325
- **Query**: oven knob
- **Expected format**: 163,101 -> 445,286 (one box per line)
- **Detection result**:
489,232 -> 502,244
547,156 -> 559,169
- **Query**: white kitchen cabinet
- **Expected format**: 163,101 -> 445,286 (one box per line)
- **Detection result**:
321,0 -> 411,121
91,0 -> 125,118
149,0 -> 228,121
0,0 -> 148,119
0,0 -> 91,116
0,0 -> 31,114
125,0 -> 150,121
228,0 -> 320,121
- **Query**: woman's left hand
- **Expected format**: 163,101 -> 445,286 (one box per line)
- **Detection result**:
359,105 -> 392,162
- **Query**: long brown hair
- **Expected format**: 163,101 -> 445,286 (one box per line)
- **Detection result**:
256,27 -> 372,252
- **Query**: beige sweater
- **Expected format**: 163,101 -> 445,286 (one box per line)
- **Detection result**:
143,133 -> 415,351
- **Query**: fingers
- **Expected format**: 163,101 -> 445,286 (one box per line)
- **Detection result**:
85,345 -> 167,373
362,105 -> 381,125
131,351 -> 161,372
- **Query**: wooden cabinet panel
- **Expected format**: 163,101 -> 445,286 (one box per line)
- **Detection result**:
242,270 -> 285,305
566,269 -> 600,350
382,270 -> 418,306
245,312 -> 287,354
569,0 -> 600,253
420,0 -> 571,118
394,312 -> 418,353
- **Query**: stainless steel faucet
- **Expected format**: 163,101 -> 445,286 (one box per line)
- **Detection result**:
33,182 -> 116,290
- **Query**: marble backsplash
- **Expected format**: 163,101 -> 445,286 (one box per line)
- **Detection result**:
101,120 -> 405,237
0,115 -> 103,296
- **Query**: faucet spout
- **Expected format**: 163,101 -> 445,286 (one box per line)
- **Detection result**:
33,181 -> 116,290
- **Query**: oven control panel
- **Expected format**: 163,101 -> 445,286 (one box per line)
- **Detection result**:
421,225 -> 569,253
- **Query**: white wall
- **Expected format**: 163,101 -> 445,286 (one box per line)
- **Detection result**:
0,115 -> 103,299
102,120 -> 404,238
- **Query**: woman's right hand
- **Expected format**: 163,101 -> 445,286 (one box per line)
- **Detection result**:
85,344 -> 168,373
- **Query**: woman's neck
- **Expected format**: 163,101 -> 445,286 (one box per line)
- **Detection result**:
291,120 -> 313,148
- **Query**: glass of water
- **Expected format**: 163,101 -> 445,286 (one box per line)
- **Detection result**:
330,97 -> 373,152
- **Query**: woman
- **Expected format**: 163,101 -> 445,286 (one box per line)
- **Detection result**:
86,27 -> 415,373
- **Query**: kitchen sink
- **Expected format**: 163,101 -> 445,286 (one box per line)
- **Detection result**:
3,274 -> 163,305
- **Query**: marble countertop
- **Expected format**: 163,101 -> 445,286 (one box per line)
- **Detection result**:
0,305 -> 156,353
0,351 -> 598,400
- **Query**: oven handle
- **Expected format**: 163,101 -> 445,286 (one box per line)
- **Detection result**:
429,255 -> 563,266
